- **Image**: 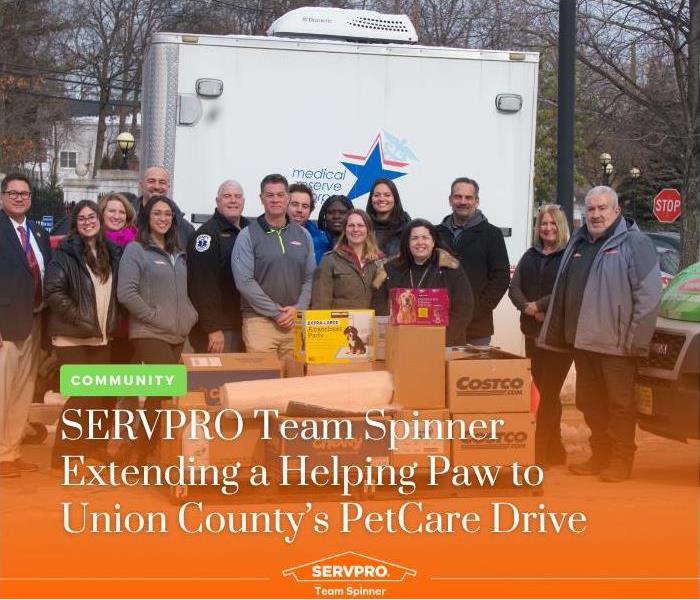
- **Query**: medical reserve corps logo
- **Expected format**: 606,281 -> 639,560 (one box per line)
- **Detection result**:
195,234 -> 211,252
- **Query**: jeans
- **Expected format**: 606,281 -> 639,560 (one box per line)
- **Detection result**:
51,345 -> 113,467
131,339 -> 184,459
573,349 -> 638,465
525,337 -> 573,463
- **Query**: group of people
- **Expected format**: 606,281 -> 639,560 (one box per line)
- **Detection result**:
0,167 -> 661,483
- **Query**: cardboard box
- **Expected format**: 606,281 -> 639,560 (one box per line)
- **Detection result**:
181,353 -> 282,407
451,412 -> 534,465
375,316 -> 389,360
284,359 -> 376,378
446,349 -> 531,413
386,325 -> 446,409
389,288 -> 450,326
391,409 -> 451,469
265,416 -> 391,474
294,309 -> 375,364
161,395 -> 265,468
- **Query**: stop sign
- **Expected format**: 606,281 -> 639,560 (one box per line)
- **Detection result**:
653,188 -> 682,223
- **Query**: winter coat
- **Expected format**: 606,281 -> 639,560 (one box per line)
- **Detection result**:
372,212 -> 411,258
372,249 -> 474,346
187,210 -> 248,334
44,235 -> 121,339
509,243 -> 565,337
117,240 -> 198,344
311,246 -> 383,309
437,214 -> 510,338
538,217 -> 661,356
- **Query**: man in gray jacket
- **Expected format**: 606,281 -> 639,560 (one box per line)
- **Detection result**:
232,174 -> 315,359
539,186 -> 661,482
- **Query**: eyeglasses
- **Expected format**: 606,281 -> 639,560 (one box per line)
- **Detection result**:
152,210 -> 174,219
3,190 -> 31,200
77,214 -> 98,224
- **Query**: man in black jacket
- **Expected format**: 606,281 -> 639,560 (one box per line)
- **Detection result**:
131,166 -> 195,246
187,180 -> 249,353
437,177 -> 510,345
0,174 -> 52,477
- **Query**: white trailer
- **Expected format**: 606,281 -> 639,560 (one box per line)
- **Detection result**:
141,8 -> 539,353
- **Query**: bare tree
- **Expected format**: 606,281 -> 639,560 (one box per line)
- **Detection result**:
521,0 -> 698,264
0,0 -> 67,174
59,0 -> 171,176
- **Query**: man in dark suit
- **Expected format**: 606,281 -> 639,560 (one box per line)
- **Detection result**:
0,173 -> 52,478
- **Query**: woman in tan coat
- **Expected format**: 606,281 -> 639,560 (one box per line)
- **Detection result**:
311,209 -> 384,309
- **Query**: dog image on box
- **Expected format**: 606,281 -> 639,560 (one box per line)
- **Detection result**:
396,289 -> 418,324
343,325 -> 367,355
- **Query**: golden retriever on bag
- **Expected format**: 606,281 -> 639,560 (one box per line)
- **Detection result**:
396,289 -> 417,324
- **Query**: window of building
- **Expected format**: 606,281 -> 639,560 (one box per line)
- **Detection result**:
60,151 -> 77,168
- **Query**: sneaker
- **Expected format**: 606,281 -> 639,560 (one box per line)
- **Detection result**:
0,461 -> 20,478
13,459 -> 38,472
599,460 -> 631,483
568,457 -> 607,476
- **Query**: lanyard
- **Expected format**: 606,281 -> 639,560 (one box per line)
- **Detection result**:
409,265 -> 430,288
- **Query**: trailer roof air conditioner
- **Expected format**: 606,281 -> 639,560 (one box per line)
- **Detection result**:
267,7 -> 417,44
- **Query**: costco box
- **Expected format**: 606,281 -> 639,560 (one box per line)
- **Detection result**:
389,288 -> 450,326
284,359 -> 376,378
294,309 -> 375,364
391,409 -> 451,469
386,325 -> 445,409
451,412 -> 534,465
161,393 -> 265,468
265,416 -> 391,474
182,353 -> 282,407
446,349 -> 531,413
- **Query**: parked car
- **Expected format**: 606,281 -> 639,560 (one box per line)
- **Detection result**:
644,231 -> 680,287
636,261 -> 700,441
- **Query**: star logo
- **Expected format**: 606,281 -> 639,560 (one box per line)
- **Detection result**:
341,133 -> 409,201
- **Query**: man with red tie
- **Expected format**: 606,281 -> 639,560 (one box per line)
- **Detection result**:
0,174 -> 52,478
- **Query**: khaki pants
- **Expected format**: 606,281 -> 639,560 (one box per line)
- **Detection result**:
0,316 -> 41,462
242,316 -> 294,360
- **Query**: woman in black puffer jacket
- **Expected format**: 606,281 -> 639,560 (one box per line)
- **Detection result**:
45,200 -> 122,468
509,204 -> 572,468
372,219 -> 474,346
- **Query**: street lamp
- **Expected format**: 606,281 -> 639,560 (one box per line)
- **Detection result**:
604,162 -> 614,185
598,152 -> 612,185
116,131 -> 135,171
629,167 -> 641,222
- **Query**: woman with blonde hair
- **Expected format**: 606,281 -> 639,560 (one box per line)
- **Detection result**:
98,192 -> 137,364
509,203 -> 572,467
311,209 -> 384,309
98,192 -> 137,246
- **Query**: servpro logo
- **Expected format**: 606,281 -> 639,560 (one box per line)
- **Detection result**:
282,551 -> 416,583
456,377 -> 524,396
